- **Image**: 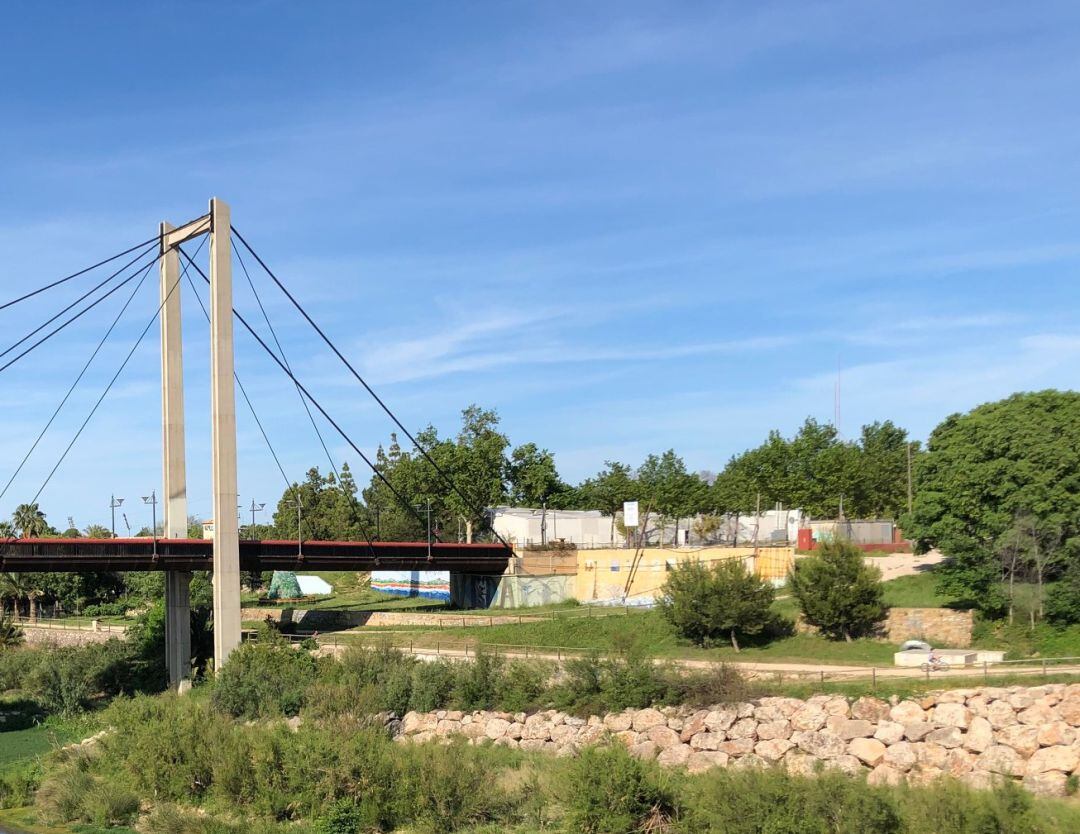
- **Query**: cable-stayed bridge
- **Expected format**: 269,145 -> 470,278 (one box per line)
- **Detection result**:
0,198 -> 513,688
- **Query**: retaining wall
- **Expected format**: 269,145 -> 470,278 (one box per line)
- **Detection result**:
394,683 -> 1080,796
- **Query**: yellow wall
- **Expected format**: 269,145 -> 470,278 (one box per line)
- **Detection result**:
574,546 -> 794,603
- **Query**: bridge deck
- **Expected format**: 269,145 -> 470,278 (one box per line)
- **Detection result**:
0,538 -> 512,574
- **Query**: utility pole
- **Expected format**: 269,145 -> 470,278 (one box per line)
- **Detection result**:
142,491 -> 158,555
109,495 -> 124,537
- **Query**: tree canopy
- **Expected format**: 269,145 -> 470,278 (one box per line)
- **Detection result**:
905,390 -> 1080,613
711,418 -> 918,519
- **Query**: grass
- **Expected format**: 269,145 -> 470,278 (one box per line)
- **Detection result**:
881,572 -> 958,608
341,608 -> 900,666
972,619 -> 1080,659
0,806 -> 137,834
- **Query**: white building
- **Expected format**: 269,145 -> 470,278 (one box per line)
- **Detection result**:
491,506 -> 618,548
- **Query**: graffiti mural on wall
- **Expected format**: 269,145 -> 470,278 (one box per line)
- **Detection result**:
370,570 -> 450,602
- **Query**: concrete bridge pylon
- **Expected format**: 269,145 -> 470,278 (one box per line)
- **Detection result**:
159,198 -> 242,686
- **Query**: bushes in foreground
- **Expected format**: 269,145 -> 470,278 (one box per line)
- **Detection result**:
30,694 -> 1080,834
211,638 -> 753,722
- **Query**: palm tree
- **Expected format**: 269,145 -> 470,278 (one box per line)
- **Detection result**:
0,572 -> 32,617
13,503 -> 48,538
0,520 -> 14,538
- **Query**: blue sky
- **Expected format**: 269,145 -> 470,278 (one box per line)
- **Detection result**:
2,1 -> 1080,530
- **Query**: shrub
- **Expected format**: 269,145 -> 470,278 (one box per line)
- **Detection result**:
0,612 -> 23,648
451,647 -> 503,710
0,645 -> 42,692
211,639 -> 318,718
493,660 -> 550,712
789,539 -> 888,640
666,664 -> 755,706
681,767 -> 901,834
408,659 -> 456,712
0,760 -> 42,809
395,740 -> 506,833
659,557 -> 776,650
27,645 -> 101,715
36,763 -> 96,825
562,744 -> 679,834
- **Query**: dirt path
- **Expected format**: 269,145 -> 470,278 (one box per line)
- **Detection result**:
315,639 -> 1079,684
868,549 -> 943,581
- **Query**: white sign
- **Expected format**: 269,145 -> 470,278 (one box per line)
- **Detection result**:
623,500 -> 639,528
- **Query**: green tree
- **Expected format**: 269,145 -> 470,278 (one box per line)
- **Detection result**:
84,523 -> 112,539
579,461 -> 638,544
788,540 -> 887,641
1046,563 -> 1080,625
505,442 -> 562,507
13,503 -> 48,538
905,391 -> 1080,612
658,558 -> 776,651
712,418 -> 917,520
362,405 -> 509,543
638,450 -> 708,545
272,464 -> 368,542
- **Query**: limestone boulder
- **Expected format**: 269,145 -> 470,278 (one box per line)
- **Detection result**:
976,745 -> 1024,777
889,701 -> 926,724
925,727 -> 963,749
657,743 -> 692,767
1023,771 -> 1068,797
985,700 -> 1018,729
755,739 -> 795,762
867,763 -> 903,786
883,741 -> 917,771
791,705 -> 828,732
873,721 -> 904,745
632,708 -> 667,732
1035,721 -> 1075,747
851,696 -> 891,722
604,712 -> 633,733
848,737 -> 887,767
687,750 -> 728,774
1025,745 -> 1079,775
704,707 -> 738,733
932,702 -> 971,729
964,716 -> 994,753
834,719 -> 876,740
727,717 -> 758,740
792,730 -> 846,759
689,732 -> 724,751
757,720 -> 792,741
995,724 -> 1040,758
647,726 -> 682,750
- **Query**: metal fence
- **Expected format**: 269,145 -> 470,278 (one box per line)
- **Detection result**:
285,632 -> 1080,688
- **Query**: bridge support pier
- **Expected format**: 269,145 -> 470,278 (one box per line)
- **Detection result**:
209,197 -> 242,669
165,571 -> 191,690
160,219 -> 193,690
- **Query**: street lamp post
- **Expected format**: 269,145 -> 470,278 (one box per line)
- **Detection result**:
142,491 -> 158,556
416,500 -> 433,561
286,491 -> 303,558
109,495 -> 124,538
247,500 -> 265,538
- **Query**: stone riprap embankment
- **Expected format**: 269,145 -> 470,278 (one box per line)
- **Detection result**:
394,683 -> 1080,796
